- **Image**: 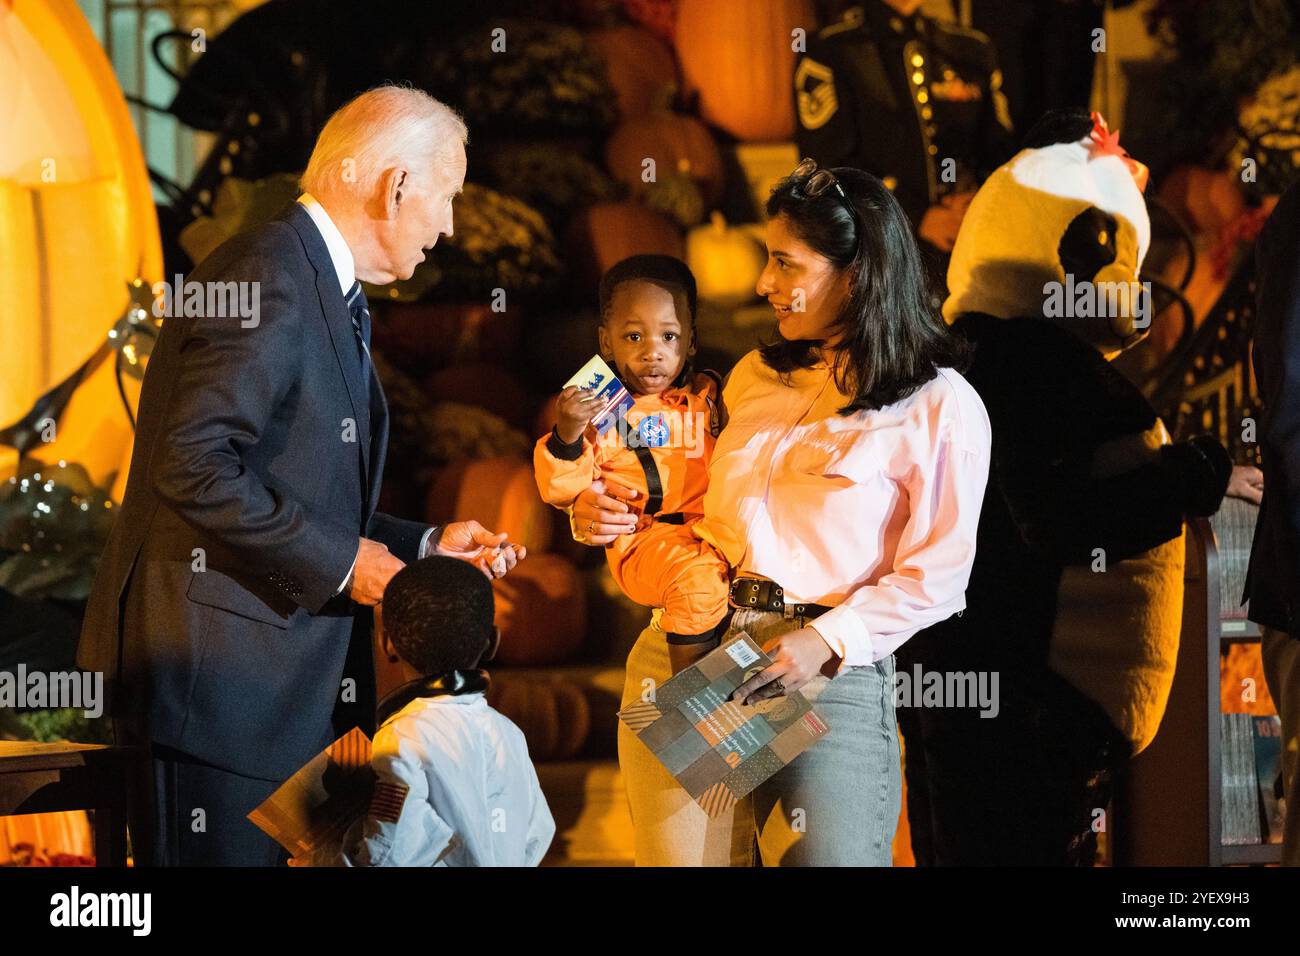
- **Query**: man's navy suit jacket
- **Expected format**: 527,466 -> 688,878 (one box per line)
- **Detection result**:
1246,181 -> 1300,638
76,202 -> 432,780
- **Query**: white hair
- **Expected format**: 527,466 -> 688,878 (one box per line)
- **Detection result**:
301,84 -> 468,199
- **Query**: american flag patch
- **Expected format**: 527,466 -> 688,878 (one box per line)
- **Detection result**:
368,781 -> 409,824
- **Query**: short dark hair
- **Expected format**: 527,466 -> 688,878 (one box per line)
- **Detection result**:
761,166 -> 971,414
381,556 -> 494,675
598,254 -> 698,328
1020,107 -> 1094,149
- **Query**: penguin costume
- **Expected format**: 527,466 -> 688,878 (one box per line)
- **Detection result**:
895,110 -> 1232,866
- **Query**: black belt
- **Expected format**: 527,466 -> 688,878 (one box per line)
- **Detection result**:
728,578 -> 833,619
657,511 -> 699,525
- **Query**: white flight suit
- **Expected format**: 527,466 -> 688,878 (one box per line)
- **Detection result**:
319,692 -> 555,866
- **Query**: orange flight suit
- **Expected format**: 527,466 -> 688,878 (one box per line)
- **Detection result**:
533,372 -> 728,638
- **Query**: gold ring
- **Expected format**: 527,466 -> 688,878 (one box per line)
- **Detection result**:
589,520 -> 596,533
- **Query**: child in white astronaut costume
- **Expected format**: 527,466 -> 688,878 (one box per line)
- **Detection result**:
321,556 -> 554,867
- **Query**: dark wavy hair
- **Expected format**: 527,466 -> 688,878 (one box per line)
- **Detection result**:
760,167 -> 971,414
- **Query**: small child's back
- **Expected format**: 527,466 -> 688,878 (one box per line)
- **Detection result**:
342,693 -> 555,867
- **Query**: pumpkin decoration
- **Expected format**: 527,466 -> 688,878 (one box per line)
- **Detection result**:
488,674 -> 592,761
673,0 -> 816,142
587,25 -> 679,119
427,456 -> 555,555
425,362 -> 535,432
604,110 -> 725,207
491,553 -> 588,666
565,201 -> 685,295
686,212 -> 767,305
372,300 -> 523,373
2,0 -> 162,497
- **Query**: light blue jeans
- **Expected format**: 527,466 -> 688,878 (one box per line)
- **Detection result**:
618,607 -> 901,865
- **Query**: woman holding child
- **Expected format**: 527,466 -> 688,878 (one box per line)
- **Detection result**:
572,160 -> 993,866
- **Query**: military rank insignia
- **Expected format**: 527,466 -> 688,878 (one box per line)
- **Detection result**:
795,57 -> 838,130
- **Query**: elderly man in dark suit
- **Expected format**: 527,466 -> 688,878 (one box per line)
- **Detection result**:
77,85 -> 524,866
1245,179 -> 1300,866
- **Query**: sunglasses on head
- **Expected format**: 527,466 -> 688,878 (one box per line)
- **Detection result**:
792,157 -> 860,243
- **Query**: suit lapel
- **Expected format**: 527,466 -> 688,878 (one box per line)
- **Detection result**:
283,203 -> 373,487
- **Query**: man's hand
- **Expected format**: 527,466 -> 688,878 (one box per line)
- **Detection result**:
555,386 -> 605,444
571,478 -> 640,545
729,627 -> 838,705
435,520 -> 526,579
1226,464 -> 1264,505
350,537 -> 405,606
918,191 -> 975,253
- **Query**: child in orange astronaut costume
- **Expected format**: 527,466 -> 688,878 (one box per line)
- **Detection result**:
533,255 -> 730,673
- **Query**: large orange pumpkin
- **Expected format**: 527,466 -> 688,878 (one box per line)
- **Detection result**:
427,456 -> 555,555
587,25 -> 679,119
673,0 -> 816,142
425,362 -> 534,431
488,675 -> 592,761
491,554 -> 587,666
604,110 -> 725,207
565,201 -> 685,294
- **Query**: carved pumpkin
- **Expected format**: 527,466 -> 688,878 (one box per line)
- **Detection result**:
673,0 -> 816,142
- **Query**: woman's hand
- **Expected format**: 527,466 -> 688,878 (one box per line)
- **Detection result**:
730,626 -> 839,704
570,478 -> 640,545
1225,464 -> 1263,505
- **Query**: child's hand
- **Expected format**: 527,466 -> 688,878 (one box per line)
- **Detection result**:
555,386 -> 605,444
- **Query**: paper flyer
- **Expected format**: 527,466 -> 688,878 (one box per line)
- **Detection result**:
618,632 -> 830,817
247,727 -> 375,859
564,354 -> 634,436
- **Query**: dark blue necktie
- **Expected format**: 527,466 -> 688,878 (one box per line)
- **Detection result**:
345,280 -> 372,388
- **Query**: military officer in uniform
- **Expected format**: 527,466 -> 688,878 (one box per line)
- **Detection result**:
794,1 -> 1016,289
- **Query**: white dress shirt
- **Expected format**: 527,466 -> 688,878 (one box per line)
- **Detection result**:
296,194 -> 439,595
328,692 -> 555,866
696,349 -> 991,670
